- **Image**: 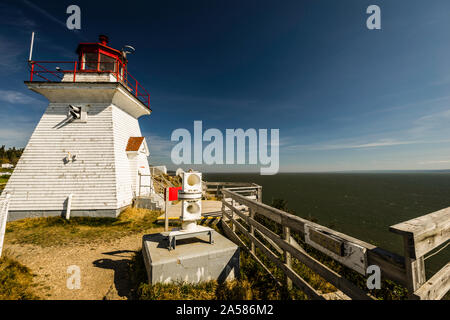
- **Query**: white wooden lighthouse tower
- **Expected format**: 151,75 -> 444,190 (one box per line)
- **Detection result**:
2,35 -> 155,220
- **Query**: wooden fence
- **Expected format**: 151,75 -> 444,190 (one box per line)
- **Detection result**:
220,185 -> 449,300
203,181 -> 262,201
0,194 -> 11,257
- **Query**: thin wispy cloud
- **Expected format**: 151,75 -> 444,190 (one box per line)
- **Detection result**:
315,139 -> 420,151
21,0 -> 87,40
418,160 -> 450,165
144,134 -> 175,165
0,89 -> 37,104
0,3 -> 36,29
283,137 -> 450,152
284,139 -> 418,152
410,108 -> 450,136
21,0 -> 67,29
0,35 -> 27,72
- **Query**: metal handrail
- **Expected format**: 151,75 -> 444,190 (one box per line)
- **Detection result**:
28,60 -> 151,109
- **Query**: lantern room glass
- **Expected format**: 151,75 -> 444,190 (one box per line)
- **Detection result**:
83,52 -> 98,70
100,54 -> 116,72
81,52 -> 117,72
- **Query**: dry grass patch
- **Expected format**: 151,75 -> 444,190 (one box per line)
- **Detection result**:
5,207 -> 161,247
0,252 -> 39,300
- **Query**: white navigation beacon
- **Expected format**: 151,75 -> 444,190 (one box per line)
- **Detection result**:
166,169 -> 214,250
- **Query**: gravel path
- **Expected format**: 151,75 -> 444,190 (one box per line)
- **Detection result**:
5,229 -> 162,300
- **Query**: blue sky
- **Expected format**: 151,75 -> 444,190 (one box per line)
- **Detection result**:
1,0 -> 450,172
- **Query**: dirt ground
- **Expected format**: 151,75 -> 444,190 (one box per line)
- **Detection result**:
4,229 -> 163,300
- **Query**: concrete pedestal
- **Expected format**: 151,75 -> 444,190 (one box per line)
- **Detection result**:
142,231 -> 240,284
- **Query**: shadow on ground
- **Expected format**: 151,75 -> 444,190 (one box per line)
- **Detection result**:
93,250 -> 136,299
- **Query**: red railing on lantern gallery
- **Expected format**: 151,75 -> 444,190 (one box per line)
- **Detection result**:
27,60 -> 151,109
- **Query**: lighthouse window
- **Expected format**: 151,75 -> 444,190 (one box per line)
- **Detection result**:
84,52 -> 98,70
100,54 -> 116,72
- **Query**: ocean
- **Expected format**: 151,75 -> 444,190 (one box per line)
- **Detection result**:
203,172 -> 450,275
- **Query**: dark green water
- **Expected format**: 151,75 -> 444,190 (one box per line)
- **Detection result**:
204,172 -> 450,275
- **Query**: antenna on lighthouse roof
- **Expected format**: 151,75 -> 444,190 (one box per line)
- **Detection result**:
121,45 -> 135,59
28,32 -> 35,62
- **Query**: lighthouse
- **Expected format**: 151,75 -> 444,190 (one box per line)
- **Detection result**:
1,35 -> 157,220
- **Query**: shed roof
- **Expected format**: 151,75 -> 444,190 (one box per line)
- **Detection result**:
126,137 -> 145,152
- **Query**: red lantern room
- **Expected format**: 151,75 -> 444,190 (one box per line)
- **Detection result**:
76,35 -> 126,74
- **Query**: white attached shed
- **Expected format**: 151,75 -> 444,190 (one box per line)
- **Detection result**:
126,137 -> 152,197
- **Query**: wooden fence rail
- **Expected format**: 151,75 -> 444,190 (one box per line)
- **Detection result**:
203,181 -> 262,201
390,207 -> 450,299
0,194 -> 11,257
220,186 -> 449,300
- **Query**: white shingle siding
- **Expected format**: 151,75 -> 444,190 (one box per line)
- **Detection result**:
111,105 -> 146,207
2,103 -> 117,213
1,82 -> 152,220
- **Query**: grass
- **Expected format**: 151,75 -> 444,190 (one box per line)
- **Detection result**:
0,252 -> 39,300
5,207 -> 161,247
129,249 -> 271,300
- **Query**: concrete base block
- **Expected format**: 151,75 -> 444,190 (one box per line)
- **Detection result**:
142,231 -> 240,284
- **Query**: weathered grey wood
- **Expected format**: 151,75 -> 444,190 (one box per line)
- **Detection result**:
256,229 -> 284,255
247,215 -> 373,300
308,228 -> 344,256
403,235 -> 426,293
413,262 -> 450,300
222,189 -> 283,224
222,186 -> 450,299
223,188 -> 408,285
223,210 -> 249,236
249,208 -> 255,254
225,205 -> 325,299
290,236 -> 307,254
222,199 -> 250,222
221,200 -> 229,224
226,186 -> 259,191
206,181 -> 255,186
0,195 -> 11,258
367,247 -> 407,286
257,186 -> 262,203
305,225 -> 368,275
283,225 -> 293,290
221,218 -> 282,287
247,231 -> 324,300
231,199 -> 236,232
390,207 -> 450,259
205,181 -> 261,200
223,200 -> 284,254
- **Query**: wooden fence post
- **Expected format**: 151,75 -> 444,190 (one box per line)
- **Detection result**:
164,187 -> 169,232
0,194 -> 11,258
231,199 -> 236,232
249,208 -> 255,254
402,235 -> 426,295
283,225 -> 293,290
